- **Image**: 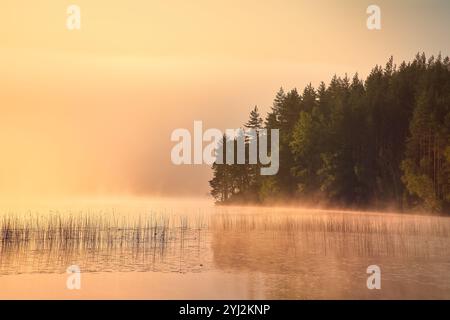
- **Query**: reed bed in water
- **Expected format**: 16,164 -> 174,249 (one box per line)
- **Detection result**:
212,211 -> 450,238
1,209 -> 449,255
0,211 -> 207,252
211,211 -> 450,258
0,210 -> 209,275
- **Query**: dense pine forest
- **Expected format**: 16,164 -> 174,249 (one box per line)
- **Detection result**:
209,54 -> 450,213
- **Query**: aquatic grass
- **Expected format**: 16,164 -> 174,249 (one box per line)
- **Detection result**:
1,208 -> 449,274
210,210 -> 450,258
1,210 -> 449,251
0,211 -> 200,252
211,211 -> 450,238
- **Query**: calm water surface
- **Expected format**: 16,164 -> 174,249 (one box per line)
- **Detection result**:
0,198 -> 449,299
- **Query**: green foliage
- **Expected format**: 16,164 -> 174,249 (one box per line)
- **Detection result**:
210,54 -> 450,213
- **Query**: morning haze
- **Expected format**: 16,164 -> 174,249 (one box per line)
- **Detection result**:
0,0 -> 449,199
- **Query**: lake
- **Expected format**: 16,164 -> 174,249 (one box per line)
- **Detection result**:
0,197 -> 449,299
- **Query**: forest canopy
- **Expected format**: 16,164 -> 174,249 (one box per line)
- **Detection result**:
209,54 -> 450,214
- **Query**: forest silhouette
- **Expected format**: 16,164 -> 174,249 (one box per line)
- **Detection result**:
210,54 -> 450,213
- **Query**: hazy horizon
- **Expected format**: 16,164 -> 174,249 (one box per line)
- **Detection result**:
1,0 -> 449,199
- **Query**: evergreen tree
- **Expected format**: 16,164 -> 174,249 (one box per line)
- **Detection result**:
245,106 -> 263,130
401,57 -> 450,212
265,87 -> 285,129
210,54 -> 450,213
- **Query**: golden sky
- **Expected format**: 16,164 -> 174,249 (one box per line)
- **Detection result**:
1,0 -> 449,198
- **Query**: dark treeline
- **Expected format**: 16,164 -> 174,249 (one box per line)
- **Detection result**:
209,54 -> 450,213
